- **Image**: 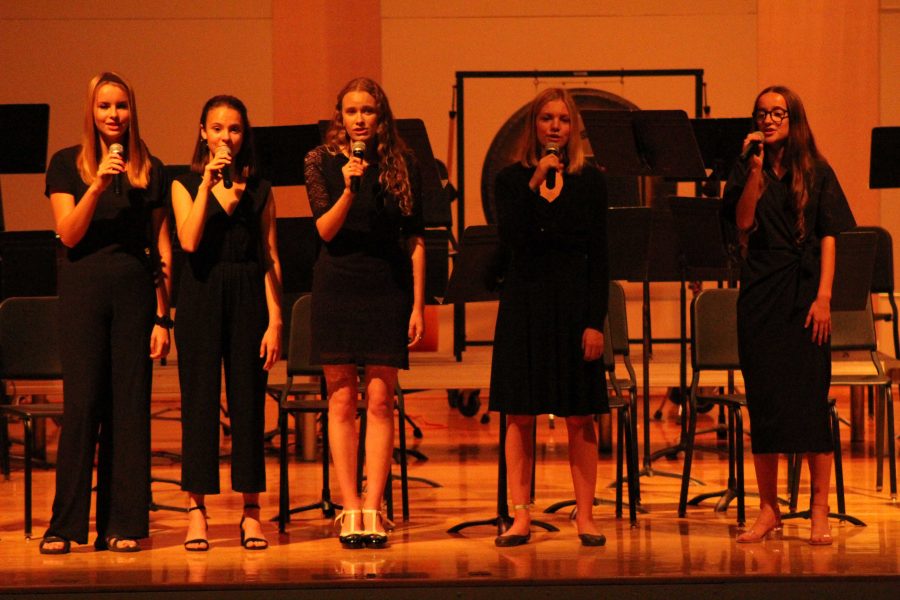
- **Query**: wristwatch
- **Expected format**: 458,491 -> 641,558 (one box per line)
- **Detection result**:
154,314 -> 174,329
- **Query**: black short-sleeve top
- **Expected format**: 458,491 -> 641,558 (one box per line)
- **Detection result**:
44,145 -> 167,263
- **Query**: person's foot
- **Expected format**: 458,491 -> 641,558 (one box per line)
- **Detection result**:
495,509 -> 531,547
39,536 -> 70,555
809,504 -> 833,546
184,505 -> 209,552
737,505 -> 781,543
575,516 -> 606,547
239,504 -> 268,550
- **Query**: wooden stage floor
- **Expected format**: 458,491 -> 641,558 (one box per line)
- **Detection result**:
1,348 -> 899,598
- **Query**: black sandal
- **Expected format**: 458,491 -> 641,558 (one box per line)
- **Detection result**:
184,505 -> 209,552
105,536 -> 140,553
239,503 -> 268,550
39,535 -> 71,555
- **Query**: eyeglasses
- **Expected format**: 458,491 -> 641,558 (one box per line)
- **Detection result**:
753,108 -> 789,124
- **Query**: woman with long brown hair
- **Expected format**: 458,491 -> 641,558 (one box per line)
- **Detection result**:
724,85 -> 855,545
304,77 -> 425,549
489,87 -> 609,547
40,72 -> 171,554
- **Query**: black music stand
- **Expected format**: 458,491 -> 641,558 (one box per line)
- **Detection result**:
691,118 -> 753,197
445,226 -> 558,537
0,104 -> 50,231
869,127 -> 900,189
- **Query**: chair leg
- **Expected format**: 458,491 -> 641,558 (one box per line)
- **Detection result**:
876,389 -> 885,492
278,406 -> 289,533
24,415 -> 33,540
678,394 -> 698,517
734,408 -> 746,527
396,389 -> 410,522
320,412 -> 335,517
832,403 -> 847,516
887,387 -> 897,499
615,407 -> 624,519
624,405 -> 638,526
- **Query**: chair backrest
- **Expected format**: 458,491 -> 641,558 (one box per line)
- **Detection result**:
853,226 -> 894,294
0,296 -> 62,380
285,294 -> 320,376
691,288 -> 740,371
832,296 -> 878,352
607,281 -> 630,357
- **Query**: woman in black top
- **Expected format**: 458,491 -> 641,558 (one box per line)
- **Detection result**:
723,86 -> 855,545
490,88 -> 609,547
41,72 -> 172,554
172,95 -> 282,551
304,77 -> 425,549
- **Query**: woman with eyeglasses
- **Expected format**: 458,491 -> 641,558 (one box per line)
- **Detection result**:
723,86 -> 855,545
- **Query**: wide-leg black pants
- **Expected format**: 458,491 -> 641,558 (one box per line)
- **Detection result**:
176,260 -> 268,495
46,253 -> 155,545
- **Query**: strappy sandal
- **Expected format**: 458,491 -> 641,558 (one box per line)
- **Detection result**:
184,505 -> 209,552
335,510 -> 365,550
239,503 -> 268,550
809,504 -> 834,546
39,535 -> 70,555
362,509 -> 392,549
105,536 -> 140,553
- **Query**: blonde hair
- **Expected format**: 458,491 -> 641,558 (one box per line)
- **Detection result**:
515,87 -> 586,174
77,71 -> 151,189
323,77 -> 414,216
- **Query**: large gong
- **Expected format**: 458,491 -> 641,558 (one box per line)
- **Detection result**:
480,88 -> 640,224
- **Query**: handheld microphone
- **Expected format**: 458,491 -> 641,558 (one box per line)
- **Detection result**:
740,132 -> 764,162
544,142 -> 560,189
219,145 -> 233,189
350,141 -> 366,193
109,143 -> 124,195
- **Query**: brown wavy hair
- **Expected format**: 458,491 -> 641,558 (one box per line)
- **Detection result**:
323,77 -> 413,215
515,87 -> 586,174
189,95 -> 257,177
752,85 -> 824,242
77,71 -> 151,188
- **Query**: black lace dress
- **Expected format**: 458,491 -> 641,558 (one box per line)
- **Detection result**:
303,145 -> 423,368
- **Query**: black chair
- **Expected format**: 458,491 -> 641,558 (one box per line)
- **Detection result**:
830,298 -> 897,499
856,226 -> 900,359
0,296 -> 63,539
544,281 -> 639,525
678,289 -> 747,526
270,295 -> 411,533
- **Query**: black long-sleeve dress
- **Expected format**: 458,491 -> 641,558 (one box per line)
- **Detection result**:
489,163 -> 609,417
723,159 -> 855,453
303,145 -> 423,368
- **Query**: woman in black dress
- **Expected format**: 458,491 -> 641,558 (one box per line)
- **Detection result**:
172,95 -> 283,551
41,72 -> 172,554
304,77 -> 425,549
490,88 -> 609,547
724,86 -> 855,545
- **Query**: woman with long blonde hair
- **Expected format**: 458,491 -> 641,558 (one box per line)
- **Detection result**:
304,77 -> 425,549
40,71 -> 171,554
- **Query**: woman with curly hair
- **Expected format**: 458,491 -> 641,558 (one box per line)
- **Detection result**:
304,77 -> 425,549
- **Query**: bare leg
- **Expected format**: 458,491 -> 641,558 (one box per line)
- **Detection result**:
500,415 -> 536,537
807,451 -> 834,545
737,453 -> 781,542
325,364 -> 362,536
361,365 -> 398,535
184,492 -> 207,550
240,492 -> 266,548
566,415 -> 601,536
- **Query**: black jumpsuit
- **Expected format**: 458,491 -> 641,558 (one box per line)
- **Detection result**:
175,173 -> 271,494
43,145 -> 166,546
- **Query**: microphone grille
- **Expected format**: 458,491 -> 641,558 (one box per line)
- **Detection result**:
109,143 -> 124,155
545,142 -> 560,155
351,141 -> 366,156
218,144 -> 232,157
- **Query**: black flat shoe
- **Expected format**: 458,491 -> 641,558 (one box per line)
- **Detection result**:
184,505 -> 209,552
239,504 -> 268,550
362,509 -> 390,550
39,536 -> 70,555
336,510 -> 365,550
578,533 -> 606,547
494,532 -> 531,547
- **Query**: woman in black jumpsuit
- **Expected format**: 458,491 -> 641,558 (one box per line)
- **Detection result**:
490,88 -> 609,547
41,72 -> 172,554
304,77 -> 425,549
723,86 -> 855,545
172,96 -> 283,551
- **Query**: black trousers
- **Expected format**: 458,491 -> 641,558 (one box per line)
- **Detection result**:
176,261 -> 268,495
46,253 -> 155,545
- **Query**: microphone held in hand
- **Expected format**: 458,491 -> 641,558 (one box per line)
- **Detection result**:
219,145 -> 233,189
740,132 -> 764,162
544,142 -> 560,189
350,141 -> 366,193
109,143 -> 124,195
